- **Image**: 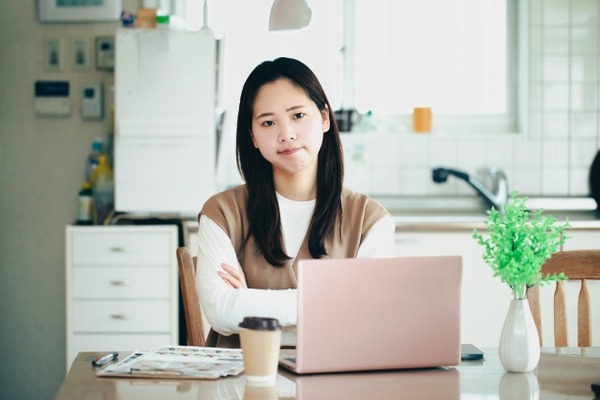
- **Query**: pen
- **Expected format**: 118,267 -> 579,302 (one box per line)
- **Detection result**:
92,352 -> 118,367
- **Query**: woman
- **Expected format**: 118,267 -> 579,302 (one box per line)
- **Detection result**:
197,57 -> 395,347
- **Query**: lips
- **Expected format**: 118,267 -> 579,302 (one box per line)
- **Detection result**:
279,147 -> 301,155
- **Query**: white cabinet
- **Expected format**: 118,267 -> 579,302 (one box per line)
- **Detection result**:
396,226 -> 600,348
65,225 -> 179,369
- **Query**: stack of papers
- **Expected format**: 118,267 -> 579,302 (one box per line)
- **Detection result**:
96,346 -> 244,380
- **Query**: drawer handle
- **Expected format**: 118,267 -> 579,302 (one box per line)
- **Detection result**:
110,314 -> 131,320
109,280 -> 131,287
109,246 -> 128,253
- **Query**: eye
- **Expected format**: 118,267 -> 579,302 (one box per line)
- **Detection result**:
261,120 -> 275,127
293,112 -> 305,119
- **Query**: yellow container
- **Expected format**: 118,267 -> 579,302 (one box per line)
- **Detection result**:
413,107 -> 432,133
136,8 -> 157,29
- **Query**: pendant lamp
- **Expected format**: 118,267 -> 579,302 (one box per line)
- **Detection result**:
269,0 -> 312,31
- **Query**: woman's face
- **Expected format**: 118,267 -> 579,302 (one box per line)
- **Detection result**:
251,78 -> 330,179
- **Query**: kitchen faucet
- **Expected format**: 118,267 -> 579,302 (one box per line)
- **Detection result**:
432,166 -> 509,214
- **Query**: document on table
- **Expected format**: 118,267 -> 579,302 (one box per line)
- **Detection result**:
96,346 -> 244,380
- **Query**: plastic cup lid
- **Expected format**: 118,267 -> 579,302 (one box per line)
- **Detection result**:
239,316 -> 281,331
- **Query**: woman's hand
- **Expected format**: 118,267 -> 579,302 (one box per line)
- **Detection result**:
218,262 -> 247,289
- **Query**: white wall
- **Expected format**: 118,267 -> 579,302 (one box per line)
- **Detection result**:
0,2 -> 141,398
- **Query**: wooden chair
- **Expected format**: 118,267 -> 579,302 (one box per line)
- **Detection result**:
176,247 -> 206,346
526,250 -> 600,347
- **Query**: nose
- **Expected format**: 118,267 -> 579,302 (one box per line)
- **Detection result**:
278,120 -> 296,142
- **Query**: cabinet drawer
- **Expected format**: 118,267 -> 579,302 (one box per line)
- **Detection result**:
72,231 -> 173,265
73,301 -> 172,332
73,267 -> 171,299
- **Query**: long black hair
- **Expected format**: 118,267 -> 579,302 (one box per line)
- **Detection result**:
236,57 -> 344,267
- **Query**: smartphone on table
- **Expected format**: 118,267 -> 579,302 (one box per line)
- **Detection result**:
461,344 -> 486,361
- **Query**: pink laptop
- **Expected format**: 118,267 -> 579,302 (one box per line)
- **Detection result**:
279,256 -> 463,374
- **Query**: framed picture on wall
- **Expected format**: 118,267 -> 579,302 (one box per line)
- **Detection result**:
38,0 -> 122,22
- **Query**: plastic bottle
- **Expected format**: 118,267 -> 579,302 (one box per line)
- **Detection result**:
91,154 -> 114,225
76,182 -> 94,225
86,139 -> 104,183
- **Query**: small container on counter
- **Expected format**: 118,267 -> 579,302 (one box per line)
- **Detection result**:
76,182 -> 94,225
413,107 -> 432,133
91,154 -> 114,225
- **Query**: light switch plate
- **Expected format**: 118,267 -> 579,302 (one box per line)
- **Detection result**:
96,36 -> 115,70
70,37 -> 90,71
44,37 -> 64,72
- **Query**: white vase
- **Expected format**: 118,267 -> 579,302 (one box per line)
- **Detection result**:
499,299 -> 540,373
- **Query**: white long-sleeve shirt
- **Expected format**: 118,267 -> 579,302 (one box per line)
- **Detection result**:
196,193 -> 396,345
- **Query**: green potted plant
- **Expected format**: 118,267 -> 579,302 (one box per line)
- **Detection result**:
472,191 -> 570,372
473,192 -> 570,300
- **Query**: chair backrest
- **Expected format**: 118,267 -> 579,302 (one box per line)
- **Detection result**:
176,247 -> 205,346
526,250 -> 600,347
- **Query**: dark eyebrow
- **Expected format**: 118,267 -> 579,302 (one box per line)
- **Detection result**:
287,105 -> 306,112
256,104 -> 306,120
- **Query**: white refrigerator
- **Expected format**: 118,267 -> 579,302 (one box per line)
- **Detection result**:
114,28 -> 217,216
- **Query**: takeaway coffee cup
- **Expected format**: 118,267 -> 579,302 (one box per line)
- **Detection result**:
238,316 -> 282,384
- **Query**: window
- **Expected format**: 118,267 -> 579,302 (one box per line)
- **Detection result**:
350,0 -> 521,133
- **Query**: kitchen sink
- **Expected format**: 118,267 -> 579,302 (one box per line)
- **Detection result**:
373,196 -> 488,224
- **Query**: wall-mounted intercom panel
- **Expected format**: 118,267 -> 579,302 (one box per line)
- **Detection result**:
34,81 -> 70,117
96,36 -> 115,69
81,84 -> 103,119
